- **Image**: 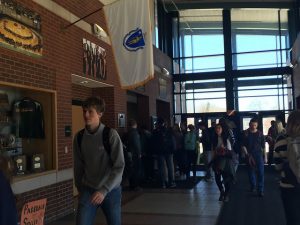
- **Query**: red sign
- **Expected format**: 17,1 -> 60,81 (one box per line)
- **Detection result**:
21,198 -> 47,225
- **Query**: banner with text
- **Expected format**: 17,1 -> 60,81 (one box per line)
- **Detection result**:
21,198 -> 47,225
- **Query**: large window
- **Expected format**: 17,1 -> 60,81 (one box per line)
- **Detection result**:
231,9 -> 290,70
174,9 -> 224,74
172,7 -> 294,117
233,75 -> 293,111
174,79 -> 226,113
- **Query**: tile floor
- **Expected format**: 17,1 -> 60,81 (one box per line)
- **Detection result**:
49,174 -> 223,225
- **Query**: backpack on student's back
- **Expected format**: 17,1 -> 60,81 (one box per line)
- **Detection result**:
286,137 -> 300,183
76,126 -> 133,180
184,131 -> 197,151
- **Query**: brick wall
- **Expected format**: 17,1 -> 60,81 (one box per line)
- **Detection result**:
0,0 -> 173,223
15,180 -> 74,223
72,84 -> 92,101
0,0 -> 119,222
0,54 -> 56,89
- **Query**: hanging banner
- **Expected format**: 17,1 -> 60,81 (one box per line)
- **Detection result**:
104,0 -> 154,89
21,198 -> 47,225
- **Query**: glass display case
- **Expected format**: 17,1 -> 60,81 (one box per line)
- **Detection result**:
0,82 -> 56,177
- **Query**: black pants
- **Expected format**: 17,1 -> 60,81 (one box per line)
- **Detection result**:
129,157 -> 142,188
215,171 -> 231,195
185,151 -> 197,179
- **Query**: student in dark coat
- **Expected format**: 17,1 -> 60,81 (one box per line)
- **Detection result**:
152,118 -> 176,188
0,155 -> 18,225
127,119 -> 142,190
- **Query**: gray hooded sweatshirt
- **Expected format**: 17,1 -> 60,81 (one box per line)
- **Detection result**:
73,123 -> 125,196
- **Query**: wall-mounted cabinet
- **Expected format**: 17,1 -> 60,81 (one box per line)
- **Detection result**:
0,81 -> 56,177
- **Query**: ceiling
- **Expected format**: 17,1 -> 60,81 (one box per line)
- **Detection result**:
164,0 -> 293,3
100,0 -> 294,5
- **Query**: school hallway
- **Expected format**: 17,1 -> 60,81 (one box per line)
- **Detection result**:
48,166 -> 285,225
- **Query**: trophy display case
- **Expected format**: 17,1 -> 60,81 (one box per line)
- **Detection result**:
0,81 -> 56,177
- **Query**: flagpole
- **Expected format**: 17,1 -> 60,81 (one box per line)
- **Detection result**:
62,0 -> 120,30
62,7 -> 103,30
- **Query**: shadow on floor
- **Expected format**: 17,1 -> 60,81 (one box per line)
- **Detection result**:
216,165 -> 286,225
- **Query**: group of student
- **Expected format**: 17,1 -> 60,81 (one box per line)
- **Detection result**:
203,111 -> 300,225
122,118 -> 207,190
1,95 -> 299,225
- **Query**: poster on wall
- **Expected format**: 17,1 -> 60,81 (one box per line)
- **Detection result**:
20,198 -> 47,225
0,0 -> 43,57
83,38 -> 107,80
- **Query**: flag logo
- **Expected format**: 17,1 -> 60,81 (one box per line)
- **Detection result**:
123,28 -> 145,51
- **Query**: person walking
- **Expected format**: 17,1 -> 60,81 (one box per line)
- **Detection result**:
152,118 -> 176,188
73,97 -> 125,225
211,124 -> 234,202
274,110 -> 300,225
241,118 -> 266,197
267,120 -> 277,165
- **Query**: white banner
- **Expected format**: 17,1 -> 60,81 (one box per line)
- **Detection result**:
104,0 -> 154,89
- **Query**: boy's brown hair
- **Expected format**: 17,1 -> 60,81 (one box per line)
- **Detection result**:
82,97 -> 105,113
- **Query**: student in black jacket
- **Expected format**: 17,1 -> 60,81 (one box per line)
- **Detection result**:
0,155 -> 18,225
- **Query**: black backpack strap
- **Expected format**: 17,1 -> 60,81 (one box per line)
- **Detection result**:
77,128 -> 85,154
103,126 -> 111,156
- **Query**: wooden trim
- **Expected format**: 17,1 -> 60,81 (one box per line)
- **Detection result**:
0,81 -> 56,94
0,81 -> 58,174
12,170 -> 56,183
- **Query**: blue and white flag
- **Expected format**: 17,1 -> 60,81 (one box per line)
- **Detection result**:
104,0 -> 154,89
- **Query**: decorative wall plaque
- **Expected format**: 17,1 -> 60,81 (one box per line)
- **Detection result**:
83,38 -> 107,80
0,0 -> 43,57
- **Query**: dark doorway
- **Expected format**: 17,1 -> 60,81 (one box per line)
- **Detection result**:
156,100 -> 170,126
127,92 -> 150,129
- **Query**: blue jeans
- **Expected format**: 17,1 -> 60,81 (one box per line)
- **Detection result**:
157,154 -> 175,186
203,151 -> 213,178
247,152 -> 264,192
76,186 -> 122,225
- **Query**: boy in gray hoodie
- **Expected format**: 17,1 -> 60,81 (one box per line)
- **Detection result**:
73,97 -> 125,225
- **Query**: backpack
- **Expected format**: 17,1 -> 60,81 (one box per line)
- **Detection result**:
161,130 -> 175,153
184,131 -> 197,151
76,126 -> 133,180
286,137 -> 300,183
